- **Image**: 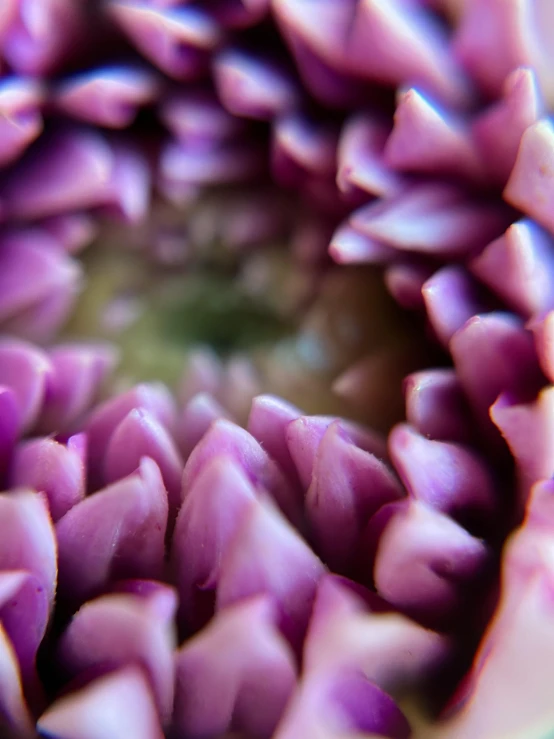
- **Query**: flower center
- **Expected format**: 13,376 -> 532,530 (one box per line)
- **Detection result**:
62,191 -> 427,429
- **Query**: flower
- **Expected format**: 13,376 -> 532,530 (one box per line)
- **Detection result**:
0,0 -> 553,737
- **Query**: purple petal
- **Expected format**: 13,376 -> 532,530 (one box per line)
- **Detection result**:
39,213 -> 98,254
182,418 -> 301,525
422,266 -> 489,348
214,49 -> 298,120
470,219 -> 554,320
0,387 -> 19,479
389,424 -> 498,527
58,592 -> 176,724
10,436 -> 85,521
171,455 -> 257,631
337,114 -> 405,200
0,339 -> 53,434
1,0 -> 85,76
384,88 -> 482,180
274,668 -> 411,739
0,624 -> 33,736
304,574 -> 449,691
330,222 -> 400,265
404,369 -> 474,444
286,415 -> 387,491
174,596 -> 296,739
55,65 -> 159,128
0,128 -> 114,220
384,262 -> 434,310
108,3 -> 221,80
305,420 -> 403,572
104,408 -> 184,516
0,230 -> 82,341
176,392 -> 231,460
490,389 -> 554,514
0,491 -> 57,609
0,77 -> 43,167
504,119 -> 554,234
37,667 -> 165,739
472,67 -> 544,185
216,495 -> 325,651
345,0 -> 471,106
351,184 -> 510,258
85,383 -> 176,490
372,500 -> 490,627
450,312 -> 545,444
247,394 -> 303,491
56,458 -> 168,604
159,90 -> 246,148
37,342 -> 118,434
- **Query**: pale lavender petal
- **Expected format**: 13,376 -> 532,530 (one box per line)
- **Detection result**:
336,114 -> 405,200
37,667 -> 165,739
37,343 -> 118,434
108,3 -> 222,80
472,67 -> 544,184
214,49 -> 298,120
58,592 -> 177,724
104,408 -> 184,515
174,596 -> 296,739
274,668 -> 411,739
389,424 -> 499,528
10,436 -> 85,521
56,458 -> 168,604
350,184 -> 510,257
384,88 -> 482,179
182,418 -> 301,525
0,77 -> 43,167
504,119 -> 554,234
216,496 -> 326,651
99,140 -> 151,223
0,339 -> 53,433
422,266 -> 488,348
304,574 -> 449,691
372,500 -> 490,627
404,369 -> 474,444
470,219 -> 554,320
55,65 -> 159,128
306,420 -> 403,572
171,455 -> 257,630
0,491 -> 57,609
